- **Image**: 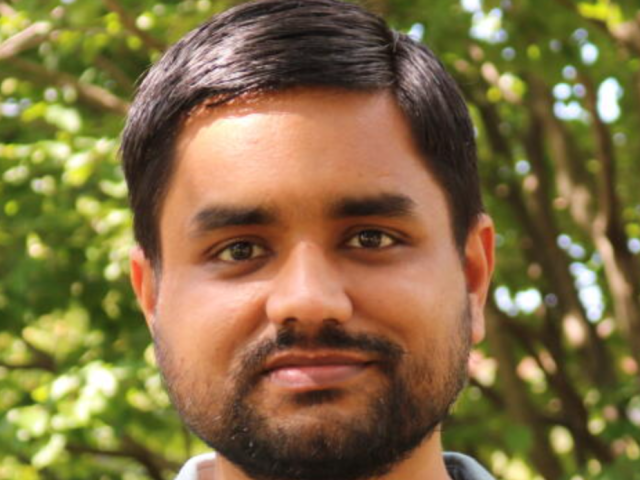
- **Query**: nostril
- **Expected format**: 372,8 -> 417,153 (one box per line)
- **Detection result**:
324,318 -> 341,326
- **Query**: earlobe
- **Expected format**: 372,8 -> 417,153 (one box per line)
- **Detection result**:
130,246 -> 157,330
463,214 -> 495,345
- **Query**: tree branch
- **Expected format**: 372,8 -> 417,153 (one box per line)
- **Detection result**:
485,305 -> 564,479
527,75 -> 594,229
551,0 -> 640,56
7,57 -> 129,114
521,97 -> 615,387
0,16 -> 129,114
101,0 -> 166,52
468,377 -> 505,409
0,2 -> 17,16
0,337 -> 57,372
466,79 -> 614,387
0,358 -> 55,372
580,71 -> 640,366
0,21 -> 52,61
67,436 -> 180,480
504,311 -> 614,464
94,54 -> 135,93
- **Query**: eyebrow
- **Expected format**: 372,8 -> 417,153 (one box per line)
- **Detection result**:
189,205 -> 276,237
188,193 -> 417,237
329,193 -> 417,219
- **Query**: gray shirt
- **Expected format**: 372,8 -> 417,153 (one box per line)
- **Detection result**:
444,452 -> 496,480
174,452 -> 495,480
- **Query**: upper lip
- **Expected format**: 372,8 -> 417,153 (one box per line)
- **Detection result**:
262,351 -> 375,373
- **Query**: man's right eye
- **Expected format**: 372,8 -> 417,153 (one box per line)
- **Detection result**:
215,240 -> 268,262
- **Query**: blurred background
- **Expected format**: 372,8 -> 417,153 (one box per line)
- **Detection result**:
1,0 -> 640,478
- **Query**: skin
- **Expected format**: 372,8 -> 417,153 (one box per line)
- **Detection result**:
131,89 -> 494,480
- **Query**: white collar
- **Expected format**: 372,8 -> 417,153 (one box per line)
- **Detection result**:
174,452 -> 217,480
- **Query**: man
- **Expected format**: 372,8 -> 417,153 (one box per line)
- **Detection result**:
122,0 -> 495,479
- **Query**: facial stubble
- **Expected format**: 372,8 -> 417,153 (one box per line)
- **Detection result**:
154,304 -> 472,480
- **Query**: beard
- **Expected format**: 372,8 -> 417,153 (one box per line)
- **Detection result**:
154,302 -> 472,480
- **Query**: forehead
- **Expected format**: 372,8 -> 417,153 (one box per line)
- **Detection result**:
163,89 -> 449,228
177,89 -> 417,165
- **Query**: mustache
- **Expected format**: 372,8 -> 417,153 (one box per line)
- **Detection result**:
235,322 -> 405,381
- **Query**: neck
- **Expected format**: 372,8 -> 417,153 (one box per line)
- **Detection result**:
210,431 -> 451,480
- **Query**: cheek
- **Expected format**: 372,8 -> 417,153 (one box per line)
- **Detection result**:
347,251 -> 467,346
154,271 -> 268,377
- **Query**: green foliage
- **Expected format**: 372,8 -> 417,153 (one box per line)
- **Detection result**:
1,0 -> 639,479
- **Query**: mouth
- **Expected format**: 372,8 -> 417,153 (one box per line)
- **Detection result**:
262,351 -> 377,390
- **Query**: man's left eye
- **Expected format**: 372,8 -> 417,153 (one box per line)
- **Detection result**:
344,229 -> 397,249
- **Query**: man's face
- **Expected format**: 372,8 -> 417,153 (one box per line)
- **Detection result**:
131,90 -> 493,480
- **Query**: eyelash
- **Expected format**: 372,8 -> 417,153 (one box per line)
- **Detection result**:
213,239 -> 269,263
210,228 -> 402,264
343,229 -> 400,250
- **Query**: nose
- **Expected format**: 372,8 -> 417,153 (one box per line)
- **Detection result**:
266,242 -> 353,327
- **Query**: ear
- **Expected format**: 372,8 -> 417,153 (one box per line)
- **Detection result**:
463,214 -> 495,345
130,245 -> 158,331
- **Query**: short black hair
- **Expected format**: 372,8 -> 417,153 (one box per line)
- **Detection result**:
121,0 -> 483,265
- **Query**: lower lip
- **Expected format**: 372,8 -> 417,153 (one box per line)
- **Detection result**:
267,364 -> 370,389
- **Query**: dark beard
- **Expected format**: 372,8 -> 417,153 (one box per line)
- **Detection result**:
155,308 -> 471,480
